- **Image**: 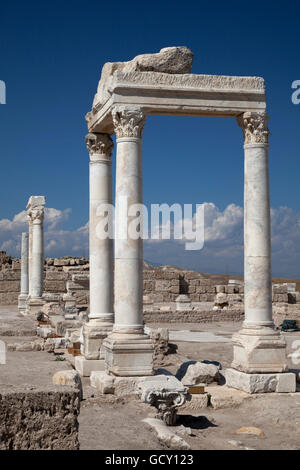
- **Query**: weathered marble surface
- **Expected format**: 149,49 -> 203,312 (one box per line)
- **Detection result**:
18,232 -> 29,313
26,196 -> 46,314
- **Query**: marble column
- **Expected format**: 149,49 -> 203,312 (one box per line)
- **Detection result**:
76,133 -> 115,376
231,112 -> 288,374
103,105 -> 153,376
18,232 -> 29,314
26,196 -> 46,314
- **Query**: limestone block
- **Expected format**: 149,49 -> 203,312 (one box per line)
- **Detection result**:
225,368 -> 296,394
54,259 -> 70,267
208,385 -> 251,409
155,280 -> 170,292
55,320 -> 83,337
45,271 -> 68,281
276,373 -> 296,393
216,286 -> 225,294
123,46 -> 193,74
179,394 -> 208,412
53,370 -> 83,399
44,280 -> 66,293
0,281 -> 20,292
143,418 -> 190,450
90,371 -> 115,394
215,292 -> 228,306
75,356 -> 105,377
42,302 -> 64,316
36,326 -> 55,339
176,361 -> 220,385
175,294 -> 191,311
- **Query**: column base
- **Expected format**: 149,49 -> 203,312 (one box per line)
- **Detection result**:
225,368 -> 296,394
82,319 -> 113,360
75,356 -> 105,377
231,325 -> 288,374
18,294 -> 28,315
103,332 -> 154,377
26,297 -> 45,315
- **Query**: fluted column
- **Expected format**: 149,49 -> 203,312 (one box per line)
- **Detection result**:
231,112 -> 287,373
26,196 -> 45,314
18,232 -> 29,314
81,133 -> 114,361
103,105 -> 153,377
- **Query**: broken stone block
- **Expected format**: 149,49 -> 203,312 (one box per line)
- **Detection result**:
143,418 -> 190,450
176,361 -> 220,385
123,46 -> 194,74
90,371 -> 115,394
175,294 -> 191,311
52,370 -> 83,399
36,326 -> 55,339
42,302 -> 65,316
214,292 -> 229,309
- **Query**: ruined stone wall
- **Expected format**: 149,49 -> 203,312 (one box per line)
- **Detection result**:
1,255 -> 300,326
143,269 -> 216,302
0,257 -> 89,306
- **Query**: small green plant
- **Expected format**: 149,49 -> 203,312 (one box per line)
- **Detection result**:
207,394 -> 214,408
55,355 -> 66,361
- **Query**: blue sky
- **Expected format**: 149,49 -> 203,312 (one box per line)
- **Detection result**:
0,1 -> 299,277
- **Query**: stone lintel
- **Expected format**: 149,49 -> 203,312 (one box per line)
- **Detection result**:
87,72 -> 266,134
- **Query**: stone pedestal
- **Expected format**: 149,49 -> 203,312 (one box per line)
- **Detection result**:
231,325 -> 288,374
18,232 -> 29,314
175,294 -> 191,311
103,106 -> 154,377
26,196 -> 45,315
227,113 -> 289,391
225,368 -> 296,394
76,133 -> 114,376
75,356 -> 106,377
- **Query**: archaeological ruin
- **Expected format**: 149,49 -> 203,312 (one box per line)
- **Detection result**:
1,46 -> 299,451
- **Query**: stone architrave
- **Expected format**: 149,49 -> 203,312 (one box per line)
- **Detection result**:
18,232 -> 29,314
102,106 -> 154,376
26,196 -> 46,314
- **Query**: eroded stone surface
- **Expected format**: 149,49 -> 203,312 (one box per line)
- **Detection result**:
176,361 -> 220,385
0,384 -> 80,450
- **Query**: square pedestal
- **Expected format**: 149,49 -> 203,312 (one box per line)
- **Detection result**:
231,328 -> 288,374
18,294 -> 28,315
26,297 -> 45,315
225,368 -> 296,394
82,321 -> 113,360
75,356 -> 105,377
90,371 -> 139,396
103,333 -> 154,377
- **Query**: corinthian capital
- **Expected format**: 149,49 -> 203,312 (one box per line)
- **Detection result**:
85,133 -> 113,159
112,106 -> 146,139
237,112 -> 270,145
27,208 -> 44,224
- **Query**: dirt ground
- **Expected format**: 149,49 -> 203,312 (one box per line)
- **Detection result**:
1,306 -> 300,450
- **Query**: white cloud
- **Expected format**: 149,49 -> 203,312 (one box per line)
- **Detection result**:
0,208 -> 88,258
0,203 -> 300,278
